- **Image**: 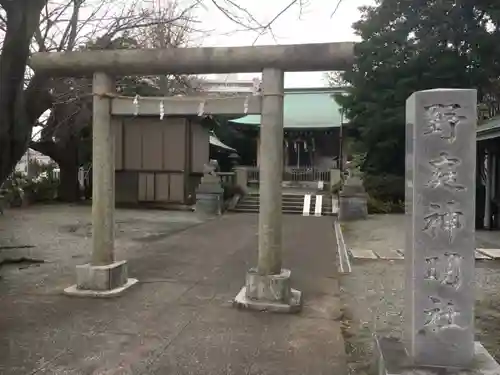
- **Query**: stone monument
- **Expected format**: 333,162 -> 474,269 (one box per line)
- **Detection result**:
339,163 -> 368,221
375,89 -> 500,374
195,160 -> 224,215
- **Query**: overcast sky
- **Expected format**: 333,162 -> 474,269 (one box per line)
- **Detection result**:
191,0 -> 375,87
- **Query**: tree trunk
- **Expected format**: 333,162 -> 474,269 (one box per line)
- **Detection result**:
58,162 -> 81,202
0,0 -> 48,185
57,137 -> 80,202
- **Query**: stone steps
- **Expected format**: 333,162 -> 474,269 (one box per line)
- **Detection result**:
231,193 -> 337,216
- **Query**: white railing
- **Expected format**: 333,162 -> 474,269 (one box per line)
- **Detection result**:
246,167 -> 333,183
284,168 -> 331,182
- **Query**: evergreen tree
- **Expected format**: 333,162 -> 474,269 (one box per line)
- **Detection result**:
336,0 -> 500,176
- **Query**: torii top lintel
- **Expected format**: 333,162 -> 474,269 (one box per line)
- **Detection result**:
30,42 -> 355,77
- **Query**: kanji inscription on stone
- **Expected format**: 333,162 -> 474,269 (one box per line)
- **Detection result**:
405,89 -> 476,368
421,296 -> 465,334
424,256 -> 440,281
442,252 -> 463,289
423,103 -> 467,143
426,152 -> 465,191
423,253 -> 463,290
422,201 -> 464,243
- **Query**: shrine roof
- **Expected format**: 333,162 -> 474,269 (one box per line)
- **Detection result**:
477,115 -> 500,141
229,88 -> 346,129
209,132 -> 235,151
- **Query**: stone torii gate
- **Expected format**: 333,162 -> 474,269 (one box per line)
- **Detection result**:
31,42 -> 500,375
30,42 -> 354,311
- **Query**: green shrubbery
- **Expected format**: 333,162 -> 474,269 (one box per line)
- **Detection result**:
28,170 -> 60,202
0,172 -> 28,207
0,162 -> 59,208
367,195 -> 404,214
363,174 -> 404,202
363,174 -> 405,214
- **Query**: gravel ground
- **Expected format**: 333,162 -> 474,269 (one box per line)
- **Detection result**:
0,204 -> 205,292
340,214 -> 500,375
0,206 -> 348,374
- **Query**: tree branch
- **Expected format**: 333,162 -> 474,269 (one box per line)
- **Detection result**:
58,0 -> 83,51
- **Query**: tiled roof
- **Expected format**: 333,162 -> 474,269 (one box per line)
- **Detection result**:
229,89 -> 345,129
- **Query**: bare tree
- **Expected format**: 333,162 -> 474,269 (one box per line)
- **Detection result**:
0,0 -> 49,186
0,0 -> 311,189
28,0 -> 199,201
206,0 -> 307,43
0,0 -> 195,188
124,1 -> 202,95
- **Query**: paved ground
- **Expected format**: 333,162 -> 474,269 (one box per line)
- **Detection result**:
0,205 -> 345,375
342,214 -> 500,257
339,214 -> 500,375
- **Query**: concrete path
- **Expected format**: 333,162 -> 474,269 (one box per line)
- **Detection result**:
0,210 -> 345,374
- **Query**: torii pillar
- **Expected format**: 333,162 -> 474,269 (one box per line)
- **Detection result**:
64,72 -> 138,297
234,68 -> 302,312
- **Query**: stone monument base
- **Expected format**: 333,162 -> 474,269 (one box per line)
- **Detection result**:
195,168 -> 224,216
338,175 -> 368,221
339,193 -> 368,221
64,260 -> 138,298
374,336 -> 500,375
233,268 -> 302,313
195,192 -> 223,215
